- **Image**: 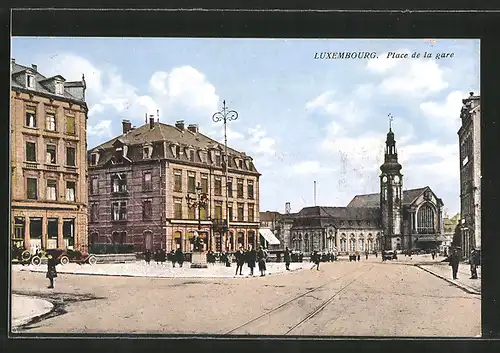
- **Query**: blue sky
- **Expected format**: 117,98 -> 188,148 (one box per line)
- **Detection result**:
12,38 -> 480,216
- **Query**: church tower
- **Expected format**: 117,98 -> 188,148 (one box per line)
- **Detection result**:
380,119 -> 403,251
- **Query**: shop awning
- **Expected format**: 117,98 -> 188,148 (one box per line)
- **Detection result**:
259,228 -> 280,245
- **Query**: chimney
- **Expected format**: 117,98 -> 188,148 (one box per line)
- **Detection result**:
31,64 -> 38,71
122,119 -> 132,134
11,58 -> 15,64
187,124 -> 199,133
469,92 -> 474,97
157,109 -> 160,123
145,113 -> 147,124
149,115 -> 155,129
175,120 -> 185,130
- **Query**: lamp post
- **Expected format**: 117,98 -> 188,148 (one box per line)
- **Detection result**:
212,100 -> 238,252
186,182 -> 209,246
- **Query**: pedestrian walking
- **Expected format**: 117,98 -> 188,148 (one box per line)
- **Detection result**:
310,250 -> 320,270
235,246 -> 245,276
449,248 -> 460,280
170,250 -> 176,267
284,247 -> 291,271
470,248 -> 479,279
431,250 -> 435,260
365,250 -> 369,260
144,249 -> 151,265
257,246 -> 267,276
175,247 -> 184,268
375,251 -> 378,258
46,255 -> 57,289
247,246 -> 257,276
357,253 -> 361,262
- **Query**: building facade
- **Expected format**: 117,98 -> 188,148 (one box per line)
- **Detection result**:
275,127 -> 445,254
88,118 -> 260,253
10,59 -> 89,253
458,92 -> 481,259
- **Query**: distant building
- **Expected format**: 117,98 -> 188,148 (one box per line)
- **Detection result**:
267,126 -> 446,254
442,213 -> 460,255
259,211 -> 282,249
10,59 -> 89,253
87,117 -> 261,253
458,92 -> 481,259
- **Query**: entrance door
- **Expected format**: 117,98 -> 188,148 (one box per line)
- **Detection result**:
144,231 -> 153,250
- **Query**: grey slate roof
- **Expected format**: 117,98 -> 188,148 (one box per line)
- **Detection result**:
346,187 -> 429,208
11,61 -> 85,103
292,206 -> 381,229
90,121 -> 259,174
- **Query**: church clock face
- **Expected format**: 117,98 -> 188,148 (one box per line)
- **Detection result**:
382,176 -> 388,183
394,175 -> 400,183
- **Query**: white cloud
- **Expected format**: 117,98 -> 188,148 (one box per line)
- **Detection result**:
420,90 -> 465,132
290,161 -> 335,175
88,120 -> 112,137
366,50 -> 449,98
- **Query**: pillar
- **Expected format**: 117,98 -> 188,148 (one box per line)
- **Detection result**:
24,216 -> 31,250
42,215 -> 47,249
58,216 -> 63,249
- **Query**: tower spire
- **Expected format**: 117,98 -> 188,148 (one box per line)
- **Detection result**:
388,113 -> 393,131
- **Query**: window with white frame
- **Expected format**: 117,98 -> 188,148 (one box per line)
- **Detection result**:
111,201 -> 127,221
55,81 -> 64,95
340,237 -> 347,252
45,113 -> 56,131
46,179 -> 57,201
46,144 -> 57,164
26,74 -> 35,89
112,173 -> 127,193
66,181 -> 76,201
25,107 -> 36,128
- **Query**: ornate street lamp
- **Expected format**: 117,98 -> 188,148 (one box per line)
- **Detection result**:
186,182 -> 209,243
212,100 -> 238,252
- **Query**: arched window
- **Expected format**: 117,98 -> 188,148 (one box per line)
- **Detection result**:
359,238 -> 364,251
350,238 -> 356,252
340,238 -> 347,252
237,232 -> 244,248
248,231 -> 255,249
186,231 -> 195,252
417,203 -> 435,234
305,233 -> 310,252
173,231 -> 181,250
367,238 -> 373,251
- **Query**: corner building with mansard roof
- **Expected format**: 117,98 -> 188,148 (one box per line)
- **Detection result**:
10,59 -> 89,253
87,117 -> 260,253
285,127 -> 445,254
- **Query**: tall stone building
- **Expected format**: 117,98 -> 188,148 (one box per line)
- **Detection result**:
276,127 -> 446,254
10,59 -> 89,253
87,117 -> 260,253
458,92 -> 481,258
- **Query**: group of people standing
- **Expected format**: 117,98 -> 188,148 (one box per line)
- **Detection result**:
234,245 -> 269,276
448,247 -> 480,280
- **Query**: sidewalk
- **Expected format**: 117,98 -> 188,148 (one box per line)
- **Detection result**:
416,262 -> 481,295
21,261 -> 304,278
11,294 -> 53,330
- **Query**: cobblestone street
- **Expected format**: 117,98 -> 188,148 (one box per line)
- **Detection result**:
11,256 -> 480,337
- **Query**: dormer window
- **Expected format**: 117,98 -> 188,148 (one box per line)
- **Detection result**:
90,153 -> 99,166
143,145 -> 153,159
215,151 -> 221,166
189,149 -> 195,162
26,74 -> 35,89
176,145 -> 181,158
115,147 -> 123,164
55,81 -> 64,95
238,159 -> 243,169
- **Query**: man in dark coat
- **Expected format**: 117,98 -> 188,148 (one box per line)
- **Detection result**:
284,247 -> 291,271
46,255 -> 57,289
170,250 -> 176,267
246,246 -> 257,275
357,253 -> 361,262
235,246 -> 245,275
311,251 -> 320,270
449,248 -> 460,280
144,249 -> 151,265
257,246 -> 267,276
470,248 -> 479,279
365,250 -> 369,260
175,247 -> 184,267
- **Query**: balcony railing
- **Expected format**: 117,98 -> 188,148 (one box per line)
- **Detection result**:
24,161 -> 39,169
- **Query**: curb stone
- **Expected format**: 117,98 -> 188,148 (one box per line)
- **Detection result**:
415,265 -> 480,295
21,266 -> 304,279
